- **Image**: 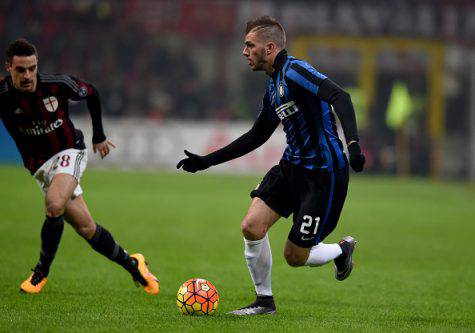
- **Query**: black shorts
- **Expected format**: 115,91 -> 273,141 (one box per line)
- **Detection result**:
250,160 -> 349,248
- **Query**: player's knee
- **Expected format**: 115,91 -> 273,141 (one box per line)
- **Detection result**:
74,222 -> 96,239
241,217 -> 266,240
45,200 -> 66,217
284,248 -> 307,267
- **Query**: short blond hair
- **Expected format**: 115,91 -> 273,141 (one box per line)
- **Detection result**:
245,16 -> 286,49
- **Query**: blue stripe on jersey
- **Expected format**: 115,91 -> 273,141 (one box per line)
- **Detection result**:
277,70 -> 303,165
281,92 -> 316,166
315,171 -> 335,244
285,68 -> 320,96
316,115 -> 334,171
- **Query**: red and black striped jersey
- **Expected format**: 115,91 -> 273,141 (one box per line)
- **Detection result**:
0,73 -> 106,174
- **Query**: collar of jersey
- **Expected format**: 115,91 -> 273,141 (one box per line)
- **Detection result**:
271,49 -> 288,78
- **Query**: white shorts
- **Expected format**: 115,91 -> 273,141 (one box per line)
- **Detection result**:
34,148 -> 88,198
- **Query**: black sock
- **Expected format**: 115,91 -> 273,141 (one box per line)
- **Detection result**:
38,215 -> 64,276
87,224 -> 134,271
255,295 -> 275,308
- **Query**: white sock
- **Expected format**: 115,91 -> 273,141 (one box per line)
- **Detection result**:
244,234 -> 272,296
305,243 -> 342,267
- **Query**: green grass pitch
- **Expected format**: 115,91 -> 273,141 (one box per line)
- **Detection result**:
0,166 -> 474,332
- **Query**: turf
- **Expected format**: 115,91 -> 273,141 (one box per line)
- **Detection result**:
0,166 -> 474,332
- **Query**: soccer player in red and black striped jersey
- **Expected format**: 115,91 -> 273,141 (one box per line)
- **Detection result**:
1,39 -> 159,295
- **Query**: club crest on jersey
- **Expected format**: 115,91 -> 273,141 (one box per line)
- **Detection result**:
279,83 -> 285,98
43,96 -> 58,112
78,86 -> 88,97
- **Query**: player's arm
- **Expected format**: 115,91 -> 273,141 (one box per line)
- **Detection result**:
177,113 -> 279,173
317,79 -> 358,144
67,76 -> 115,158
316,78 -> 364,172
286,65 -> 364,172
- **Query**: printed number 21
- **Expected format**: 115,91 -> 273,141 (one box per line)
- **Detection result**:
300,215 -> 320,235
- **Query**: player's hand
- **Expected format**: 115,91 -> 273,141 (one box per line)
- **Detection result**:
93,140 -> 116,159
348,141 -> 365,172
176,150 -> 211,173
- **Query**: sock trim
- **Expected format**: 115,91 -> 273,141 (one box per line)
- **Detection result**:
244,234 -> 268,245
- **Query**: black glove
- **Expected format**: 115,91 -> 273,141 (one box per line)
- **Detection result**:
176,150 -> 211,173
348,142 -> 365,172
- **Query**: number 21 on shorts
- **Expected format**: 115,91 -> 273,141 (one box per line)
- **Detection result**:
300,215 -> 320,235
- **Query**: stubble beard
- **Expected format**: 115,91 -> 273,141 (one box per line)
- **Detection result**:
251,49 -> 268,71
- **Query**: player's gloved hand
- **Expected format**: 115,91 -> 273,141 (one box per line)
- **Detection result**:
348,142 -> 365,172
176,150 -> 212,173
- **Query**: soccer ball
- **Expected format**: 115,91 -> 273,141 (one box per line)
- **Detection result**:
176,278 -> 219,315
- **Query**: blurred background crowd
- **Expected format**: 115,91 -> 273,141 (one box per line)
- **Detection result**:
1,0 -> 474,179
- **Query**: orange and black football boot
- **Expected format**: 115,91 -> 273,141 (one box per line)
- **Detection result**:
20,266 -> 47,294
129,253 -> 159,295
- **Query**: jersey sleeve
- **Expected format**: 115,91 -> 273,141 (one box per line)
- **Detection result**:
62,75 -> 106,143
62,75 -> 95,101
285,62 -> 327,97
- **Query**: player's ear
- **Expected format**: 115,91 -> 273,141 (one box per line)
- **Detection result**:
266,42 -> 275,55
5,61 -> 11,72
265,44 -> 271,55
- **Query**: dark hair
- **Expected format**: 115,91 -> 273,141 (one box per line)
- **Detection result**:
245,16 -> 286,48
6,38 -> 37,63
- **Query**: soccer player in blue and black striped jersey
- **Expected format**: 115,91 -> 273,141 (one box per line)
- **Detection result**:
177,16 -> 365,315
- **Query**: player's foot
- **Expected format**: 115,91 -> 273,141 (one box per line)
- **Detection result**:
20,266 -> 47,294
334,236 -> 356,281
129,253 -> 159,295
229,295 -> 276,315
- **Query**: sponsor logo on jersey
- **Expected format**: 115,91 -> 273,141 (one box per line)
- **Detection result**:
19,119 -> 63,136
275,101 -> 299,120
43,96 -> 59,112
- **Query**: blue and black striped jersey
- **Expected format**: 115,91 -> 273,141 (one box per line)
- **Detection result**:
259,50 -> 347,172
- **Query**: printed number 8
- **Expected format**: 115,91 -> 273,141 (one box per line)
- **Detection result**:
60,155 -> 71,167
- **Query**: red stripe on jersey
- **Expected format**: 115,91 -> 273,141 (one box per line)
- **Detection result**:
51,83 -> 75,148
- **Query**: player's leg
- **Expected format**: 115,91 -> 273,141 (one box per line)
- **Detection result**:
241,197 -> 280,295
316,167 -> 356,280
230,164 -> 293,316
230,197 -> 280,315
284,166 -> 356,280
63,195 -> 159,295
20,173 -> 76,293
41,173 -> 77,267
284,239 -> 342,267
